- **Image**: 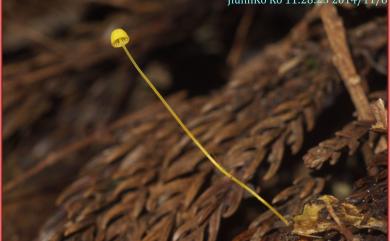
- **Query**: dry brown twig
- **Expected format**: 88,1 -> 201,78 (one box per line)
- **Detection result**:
370,98 -> 388,132
320,5 -> 373,121
227,8 -> 254,68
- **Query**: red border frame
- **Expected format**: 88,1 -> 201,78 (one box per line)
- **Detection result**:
1,0 -> 3,239
387,3 -> 389,241
0,3 -> 388,241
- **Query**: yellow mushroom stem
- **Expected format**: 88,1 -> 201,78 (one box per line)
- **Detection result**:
111,28 -> 289,226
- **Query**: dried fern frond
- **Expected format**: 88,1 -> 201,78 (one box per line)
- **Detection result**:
4,0 -> 227,185
33,11 -> 388,241
303,99 -> 387,171
303,120 -> 372,170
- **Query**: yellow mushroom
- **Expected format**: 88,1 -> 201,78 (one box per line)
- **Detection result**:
110,28 -> 289,226
110,28 -> 129,48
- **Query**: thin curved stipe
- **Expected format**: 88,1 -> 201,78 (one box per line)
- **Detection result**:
110,28 -> 289,226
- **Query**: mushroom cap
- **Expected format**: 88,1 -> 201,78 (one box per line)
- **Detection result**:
111,28 -> 130,48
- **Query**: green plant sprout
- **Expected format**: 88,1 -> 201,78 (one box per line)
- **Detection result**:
111,28 -> 289,226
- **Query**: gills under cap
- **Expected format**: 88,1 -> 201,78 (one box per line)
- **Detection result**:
111,28 -> 130,48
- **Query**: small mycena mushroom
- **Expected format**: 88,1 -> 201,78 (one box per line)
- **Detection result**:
111,28 -> 289,226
